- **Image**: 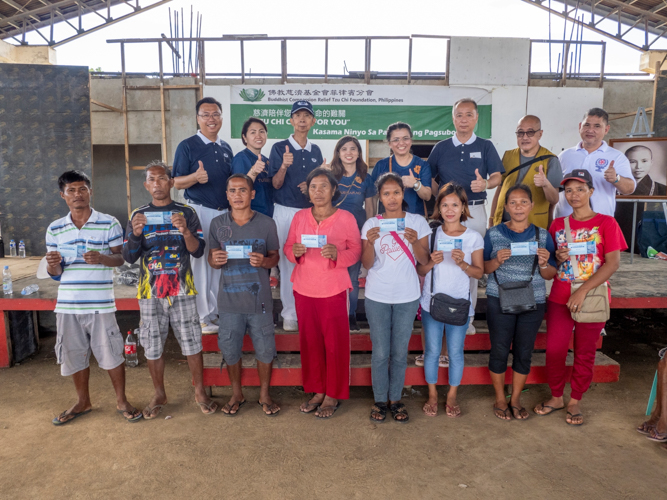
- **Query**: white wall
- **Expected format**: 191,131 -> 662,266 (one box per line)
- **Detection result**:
449,37 -> 530,87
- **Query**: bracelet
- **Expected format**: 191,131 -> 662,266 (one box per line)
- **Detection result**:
539,264 -> 548,269
462,263 -> 470,272
484,179 -> 488,190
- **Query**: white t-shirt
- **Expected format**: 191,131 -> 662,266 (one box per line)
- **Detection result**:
419,227 -> 484,315
361,213 -> 431,304
555,141 -> 634,218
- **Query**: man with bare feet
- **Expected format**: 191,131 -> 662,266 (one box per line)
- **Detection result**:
46,170 -> 142,425
122,161 -> 217,418
637,347 -> 667,450
209,174 -> 280,416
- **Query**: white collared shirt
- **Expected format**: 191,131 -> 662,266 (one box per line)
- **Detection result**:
197,130 -> 223,146
452,132 -> 477,147
288,134 -> 312,152
555,140 -> 634,217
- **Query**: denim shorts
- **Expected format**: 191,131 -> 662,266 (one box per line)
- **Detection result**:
218,311 -> 276,365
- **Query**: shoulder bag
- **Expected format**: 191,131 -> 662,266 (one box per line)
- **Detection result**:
493,225 -> 539,314
564,216 -> 610,323
428,225 -> 470,325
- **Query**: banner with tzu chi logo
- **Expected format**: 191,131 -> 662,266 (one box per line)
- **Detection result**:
229,85 -> 492,140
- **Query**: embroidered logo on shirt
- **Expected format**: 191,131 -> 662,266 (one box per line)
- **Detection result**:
414,165 -> 421,175
224,153 -> 229,158
594,158 -> 608,172
470,152 -> 482,159
311,158 -> 317,163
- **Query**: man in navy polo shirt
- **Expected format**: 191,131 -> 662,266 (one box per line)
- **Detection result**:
268,100 -> 324,331
428,97 -> 504,333
173,97 -> 234,334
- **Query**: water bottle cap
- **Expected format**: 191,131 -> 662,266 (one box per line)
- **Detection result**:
4,266 -> 7,269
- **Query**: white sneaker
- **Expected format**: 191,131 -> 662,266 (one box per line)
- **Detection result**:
283,319 -> 299,331
201,322 -> 219,333
466,319 -> 476,335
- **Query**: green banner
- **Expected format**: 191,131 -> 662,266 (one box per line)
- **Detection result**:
230,104 -> 492,141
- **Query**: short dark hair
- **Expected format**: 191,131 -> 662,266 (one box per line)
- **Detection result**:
196,97 -> 222,114
375,172 -> 404,194
144,160 -> 172,179
432,182 -> 470,222
58,170 -> 91,192
453,98 -> 478,114
241,117 -> 268,146
306,167 -> 340,202
385,122 -> 412,141
504,183 -> 533,206
226,173 -> 254,191
584,107 -> 609,125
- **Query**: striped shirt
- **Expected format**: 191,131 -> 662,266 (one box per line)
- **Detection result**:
45,209 -> 123,314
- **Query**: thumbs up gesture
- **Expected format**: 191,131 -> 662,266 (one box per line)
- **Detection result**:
195,161 -> 209,184
470,168 -> 487,193
603,159 -> 617,184
282,145 -> 293,169
321,158 -> 330,170
401,169 -> 417,189
249,154 -> 266,178
533,164 -> 547,187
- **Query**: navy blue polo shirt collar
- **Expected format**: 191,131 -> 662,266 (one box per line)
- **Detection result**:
576,140 -> 608,154
452,132 -> 477,147
288,134 -> 312,152
197,130 -> 224,146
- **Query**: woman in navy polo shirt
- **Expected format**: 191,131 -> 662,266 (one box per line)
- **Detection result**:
371,122 -> 432,216
231,117 -> 273,217
330,135 -> 376,331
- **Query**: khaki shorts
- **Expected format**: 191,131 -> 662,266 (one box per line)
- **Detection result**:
55,313 -> 125,376
138,295 -> 202,360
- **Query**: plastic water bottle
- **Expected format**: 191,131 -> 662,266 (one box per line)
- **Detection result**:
125,329 -> 138,367
9,240 -> 16,258
18,241 -> 25,258
21,284 -> 39,296
2,266 -> 12,296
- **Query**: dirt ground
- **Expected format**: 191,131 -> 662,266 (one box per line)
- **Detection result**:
0,310 -> 665,499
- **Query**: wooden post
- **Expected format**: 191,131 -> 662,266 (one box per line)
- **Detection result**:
281,40 -> 287,84
240,40 -> 245,83
159,42 -> 168,164
561,41 -> 570,87
407,37 -> 412,84
324,39 -> 329,83
121,42 -> 132,220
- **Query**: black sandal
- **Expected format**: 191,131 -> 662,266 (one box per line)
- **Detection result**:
370,402 -> 388,423
389,402 -> 409,423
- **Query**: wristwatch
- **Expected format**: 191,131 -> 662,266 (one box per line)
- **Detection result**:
413,180 -> 422,191
613,174 -> 620,184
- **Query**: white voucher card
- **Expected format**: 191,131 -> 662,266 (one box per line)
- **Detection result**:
379,218 -> 406,232
437,239 -> 463,252
568,241 -> 596,256
301,235 -> 327,248
510,242 -> 538,256
226,245 -> 252,259
145,212 -> 172,225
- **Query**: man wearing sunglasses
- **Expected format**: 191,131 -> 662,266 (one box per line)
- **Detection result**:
173,97 -> 234,335
490,115 -> 562,229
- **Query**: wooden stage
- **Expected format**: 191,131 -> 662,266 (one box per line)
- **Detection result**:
1,253 -> 665,387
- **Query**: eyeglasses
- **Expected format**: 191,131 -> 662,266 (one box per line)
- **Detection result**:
515,130 -> 541,138
198,113 -> 222,120
389,137 -> 412,144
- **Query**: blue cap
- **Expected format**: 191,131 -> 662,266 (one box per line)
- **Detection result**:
291,100 -> 314,116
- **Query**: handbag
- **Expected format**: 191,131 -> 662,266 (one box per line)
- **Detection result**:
428,225 -> 470,325
564,216 -> 610,323
493,225 -> 539,314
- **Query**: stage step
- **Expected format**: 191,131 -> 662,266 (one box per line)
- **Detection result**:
202,351 -> 619,387
200,320 -> 603,352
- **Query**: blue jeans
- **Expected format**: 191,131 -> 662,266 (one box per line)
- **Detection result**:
365,297 -> 420,402
348,260 -> 362,317
421,308 -> 470,386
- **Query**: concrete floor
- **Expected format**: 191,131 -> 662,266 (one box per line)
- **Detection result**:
0,310 -> 665,499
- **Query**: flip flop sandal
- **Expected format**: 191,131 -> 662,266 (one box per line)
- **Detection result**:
646,430 -> 667,442
196,400 -> 219,415
389,402 -> 409,423
143,404 -> 166,420
637,422 -> 656,435
52,408 -> 92,426
446,404 -> 461,418
370,402 -> 388,423
300,400 -> 322,414
258,401 -> 280,417
422,402 -> 438,417
566,412 -> 584,426
117,408 -> 143,422
315,402 -> 341,419
493,406 -> 512,421
511,406 -> 529,420
534,403 -> 565,416
222,400 -> 246,417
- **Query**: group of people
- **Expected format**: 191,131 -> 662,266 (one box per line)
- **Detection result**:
47,95 -> 656,433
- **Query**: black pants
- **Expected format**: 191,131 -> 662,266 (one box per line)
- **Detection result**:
487,296 -> 546,375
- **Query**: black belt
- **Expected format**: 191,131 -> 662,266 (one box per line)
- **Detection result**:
468,199 -> 485,206
186,200 -> 226,211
